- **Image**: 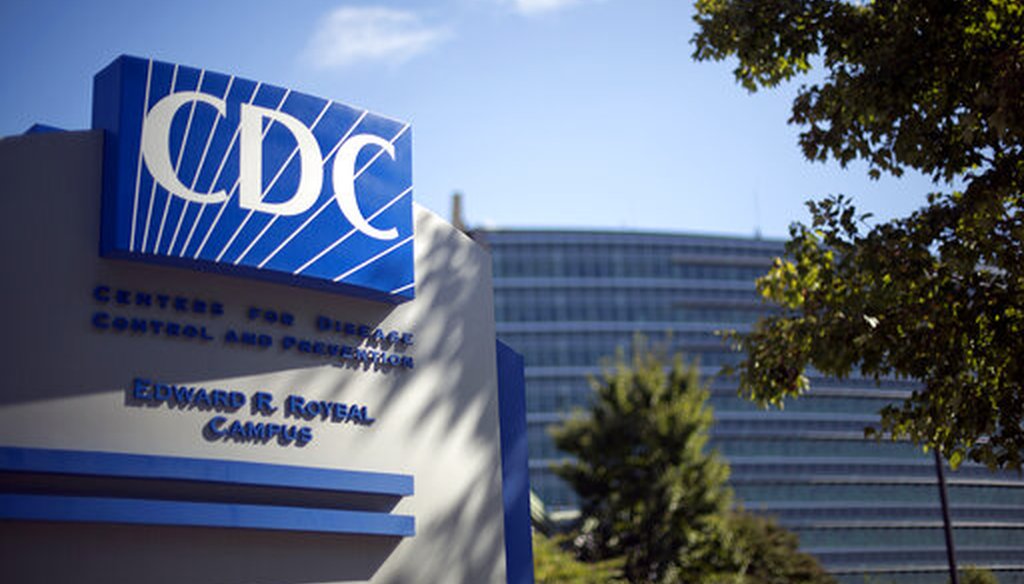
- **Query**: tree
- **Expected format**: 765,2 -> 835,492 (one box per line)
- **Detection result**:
552,343 -> 836,582
552,345 -> 733,583
692,1 -> 1024,470
723,511 -> 836,584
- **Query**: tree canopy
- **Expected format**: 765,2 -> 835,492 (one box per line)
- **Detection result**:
692,0 -> 1024,469
551,343 -> 835,583
552,345 -> 733,582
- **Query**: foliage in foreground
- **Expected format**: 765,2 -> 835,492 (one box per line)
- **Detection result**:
551,343 -> 834,583
693,0 -> 1024,470
553,345 -> 731,582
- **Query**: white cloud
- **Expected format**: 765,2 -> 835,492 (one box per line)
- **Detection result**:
303,7 -> 450,69
512,0 -> 590,15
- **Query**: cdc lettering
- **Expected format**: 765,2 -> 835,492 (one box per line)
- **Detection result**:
140,92 -> 398,241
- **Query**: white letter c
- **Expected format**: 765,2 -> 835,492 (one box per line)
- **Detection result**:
332,134 -> 399,241
141,92 -> 228,204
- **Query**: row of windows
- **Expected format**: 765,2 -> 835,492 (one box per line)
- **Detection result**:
714,418 -> 880,434
495,285 -> 760,302
528,425 -> 927,464
493,249 -> 771,280
533,470 -> 1024,521
734,483 -> 1024,507
795,527 -> 1024,549
505,333 -> 627,369
506,330 -> 721,347
530,410 -> 926,440
714,438 -> 926,460
525,383 -> 902,416
503,329 -> 737,369
731,462 -> 1016,481
532,465 -> 1024,514
511,342 -> 916,397
755,505 -> 1024,523
495,293 -> 770,323
513,343 -> 744,369
491,286 -> 765,317
817,547 -> 1024,567
531,485 -> 1024,548
836,572 -> 1024,584
487,240 -> 780,264
709,395 -> 895,416
528,389 -> 897,415
527,372 -> 915,394
481,235 -> 784,259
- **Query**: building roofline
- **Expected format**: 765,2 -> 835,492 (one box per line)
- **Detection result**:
471,226 -> 786,244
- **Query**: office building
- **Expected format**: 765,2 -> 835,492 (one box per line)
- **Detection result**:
473,228 -> 1024,584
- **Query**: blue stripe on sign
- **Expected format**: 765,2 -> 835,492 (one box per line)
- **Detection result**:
0,494 -> 415,537
496,340 -> 534,584
0,446 -> 413,496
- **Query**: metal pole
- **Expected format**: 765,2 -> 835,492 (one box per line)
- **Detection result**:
935,447 -> 959,584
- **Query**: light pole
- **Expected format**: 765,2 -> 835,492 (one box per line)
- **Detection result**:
935,447 -> 959,584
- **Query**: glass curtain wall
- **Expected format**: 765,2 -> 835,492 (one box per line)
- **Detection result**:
475,229 -> 1024,584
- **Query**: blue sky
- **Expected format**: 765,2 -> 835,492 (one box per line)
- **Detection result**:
0,0 -> 940,238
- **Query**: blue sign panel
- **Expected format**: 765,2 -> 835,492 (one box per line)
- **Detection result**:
93,56 -> 414,303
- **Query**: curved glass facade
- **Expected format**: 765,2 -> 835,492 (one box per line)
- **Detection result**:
474,228 -> 1024,583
